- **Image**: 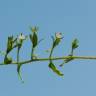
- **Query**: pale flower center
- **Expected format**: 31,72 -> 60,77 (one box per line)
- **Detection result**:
18,34 -> 26,40
56,32 -> 62,39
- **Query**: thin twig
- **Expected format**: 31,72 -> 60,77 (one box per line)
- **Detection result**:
0,55 -> 96,65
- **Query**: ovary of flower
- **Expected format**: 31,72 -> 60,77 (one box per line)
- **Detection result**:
55,32 -> 62,39
18,33 -> 26,40
33,54 -> 38,59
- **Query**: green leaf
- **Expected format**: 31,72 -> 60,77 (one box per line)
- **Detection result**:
72,38 -> 79,50
4,56 -> 12,64
49,62 -> 64,76
6,36 -> 13,54
17,64 -> 24,83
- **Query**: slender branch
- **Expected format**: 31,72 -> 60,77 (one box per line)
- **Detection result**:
17,47 -> 20,63
49,46 -> 54,59
1,55 -> 96,65
20,56 -> 96,64
31,47 -> 34,59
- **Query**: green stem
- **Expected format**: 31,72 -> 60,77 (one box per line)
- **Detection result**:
17,47 -> 20,63
49,46 -> 54,58
31,46 -> 34,59
1,55 -> 96,65
12,44 -> 18,50
71,48 -> 74,56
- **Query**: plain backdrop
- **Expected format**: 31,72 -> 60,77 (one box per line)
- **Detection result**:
0,0 -> 96,96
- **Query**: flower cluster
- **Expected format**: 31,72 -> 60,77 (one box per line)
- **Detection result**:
0,27 -> 79,82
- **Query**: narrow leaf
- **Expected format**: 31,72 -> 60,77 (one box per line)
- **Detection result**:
17,64 -> 24,83
49,62 -> 64,76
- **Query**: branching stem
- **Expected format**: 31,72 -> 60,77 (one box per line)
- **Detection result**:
1,55 -> 96,65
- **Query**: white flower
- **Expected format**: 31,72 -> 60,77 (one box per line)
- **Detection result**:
55,32 -> 62,39
18,33 -> 26,40
17,33 -> 27,45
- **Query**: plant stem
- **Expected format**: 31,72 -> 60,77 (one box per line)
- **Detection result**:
1,55 -> 96,65
49,46 -> 54,58
17,47 -> 20,64
31,47 -> 34,59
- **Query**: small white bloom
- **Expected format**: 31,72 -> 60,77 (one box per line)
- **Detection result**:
18,33 -> 26,40
55,32 -> 62,39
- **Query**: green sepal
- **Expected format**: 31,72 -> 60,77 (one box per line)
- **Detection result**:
53,38 -> 61,48
32,33 -> 38,48
4,56 -> 12,64
29,33 -> 38,48
49,61 -> 64,76
72,38 -> 79,50
6,36 -> 13,54
30,26 -> 39,33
